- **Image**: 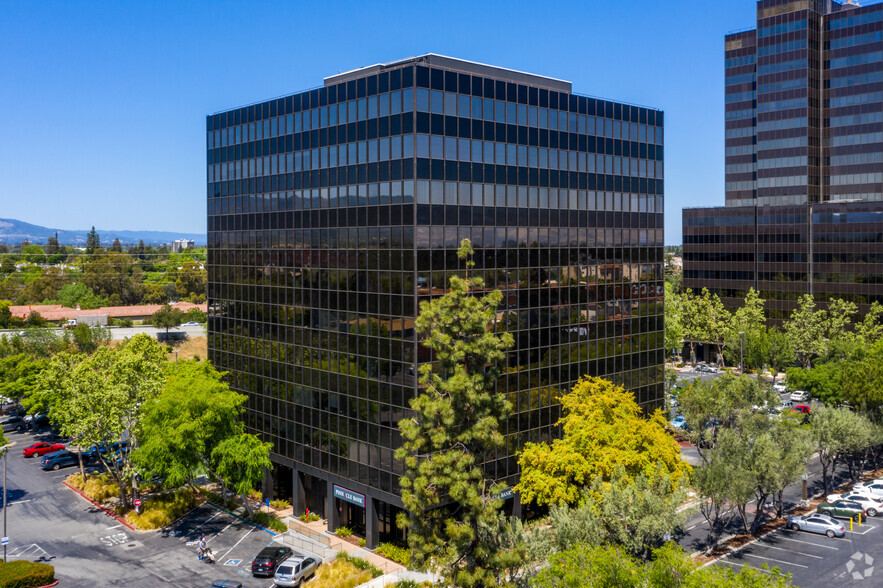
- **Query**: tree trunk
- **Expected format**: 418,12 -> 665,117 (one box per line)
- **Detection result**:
773,489 -> 785,519
750,490 -> 769,534
77,448 -> 87,484
689,341 -> 697,366
241,492 -> 253,517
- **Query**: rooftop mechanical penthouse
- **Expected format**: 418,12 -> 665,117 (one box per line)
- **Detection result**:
206,54 -> 665,547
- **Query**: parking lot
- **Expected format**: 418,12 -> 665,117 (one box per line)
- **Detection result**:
716,512 -> 881,586
1,425 -> 316,587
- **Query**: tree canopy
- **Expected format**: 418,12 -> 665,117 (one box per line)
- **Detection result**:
516,376 -> 690,507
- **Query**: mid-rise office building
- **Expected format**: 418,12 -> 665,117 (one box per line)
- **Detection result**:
207,54 -> 665,546
684,0 -> 883,320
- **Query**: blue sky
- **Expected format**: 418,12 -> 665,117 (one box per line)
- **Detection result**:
0,0 -> 758,243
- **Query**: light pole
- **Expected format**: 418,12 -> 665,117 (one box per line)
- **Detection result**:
2,441 -> 16,563
174,349 -> 178,364
739,331 -> 745,374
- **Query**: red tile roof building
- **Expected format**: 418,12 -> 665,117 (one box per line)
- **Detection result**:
10,302 -> 206,322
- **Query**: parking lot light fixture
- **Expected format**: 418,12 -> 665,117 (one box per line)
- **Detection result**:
2,441 -> 16,563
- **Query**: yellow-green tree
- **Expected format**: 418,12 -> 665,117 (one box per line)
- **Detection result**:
516,376 -> 690,507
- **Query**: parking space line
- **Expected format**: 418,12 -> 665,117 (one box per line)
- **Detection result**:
749,544 -> 822,559
772,534 -> 839,550
219,525 -> 257,562
718,560 -> 775,573
742,553 -> 808,568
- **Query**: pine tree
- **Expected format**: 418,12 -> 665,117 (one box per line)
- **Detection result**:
396,239 -> 523,587
85,226 -> 100,254
46,232 -> 60,254
110,238 -> 122,253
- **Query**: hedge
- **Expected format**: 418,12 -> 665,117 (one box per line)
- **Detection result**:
0,561 -> 55,588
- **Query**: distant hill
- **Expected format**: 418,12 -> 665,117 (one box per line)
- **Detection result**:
0,218 -> 205,247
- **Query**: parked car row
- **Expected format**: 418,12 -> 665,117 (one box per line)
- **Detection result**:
244,544 -> 323,585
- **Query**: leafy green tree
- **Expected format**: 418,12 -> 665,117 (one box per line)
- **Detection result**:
0,300 -> 11,329
109,238 -> 123,253
174,261 -> 206,303
182,307 -> 206,323
812,405 -> 876,493
57,283 -> 106,310
765,327 -> 794,382
19,267 -> 64,303
530,542 -> 794,588
692,429 -> 756,553
784,295 -> 826,369
396,239 -> 522,588
211,433 -> 272,517
723,289 -> 766,370
20,244 -> 47,265
0,354 -> 49,400
664,281 -> 684,359
784,363 -> 843,406
842,342 -> 883,421
516,376 -> 690,507
85,226 -> 100,254
151,304 -> 183,334
133,361 -> 247,490
29,335 -> 166,503
81,252 -> 143,305
64,323 -> 111,354
45,233 -> 60,255
854,302 -> 883,348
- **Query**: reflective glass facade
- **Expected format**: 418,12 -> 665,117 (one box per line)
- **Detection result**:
207,54 -> 665,545
688,0 -> 883,321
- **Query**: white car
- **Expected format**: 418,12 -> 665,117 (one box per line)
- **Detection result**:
181,321 -> 201,326
829,492 -> 883,517
274,555 -> 322,587
790,390 -> 809,402
773,382 -> 787,393
853,481 -> 883,497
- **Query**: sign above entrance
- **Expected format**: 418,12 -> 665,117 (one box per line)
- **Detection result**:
493,487 -> 514,500
333,484 -> 366,507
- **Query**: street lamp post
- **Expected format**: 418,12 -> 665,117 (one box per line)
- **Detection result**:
2,441 -> 16,563
739,331 -> 745,374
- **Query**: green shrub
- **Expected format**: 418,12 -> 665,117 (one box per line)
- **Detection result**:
376,542 -> 410,566
335,553 -> 382,578
299,512 -> 321,522
0,560 -> 55,588
270,498 -> 291,509
252,511 -> 288,533
358,538 -> 366,547
201,489 -> 239,511
335,525 -> 353,538
66,473 -> 118,503
127,488 -> 200,530
393,581 -> 420,588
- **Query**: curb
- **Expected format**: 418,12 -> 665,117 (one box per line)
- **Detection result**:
62,481 -> 136,531
206,501 -> 277,536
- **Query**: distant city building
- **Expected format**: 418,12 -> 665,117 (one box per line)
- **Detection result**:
168,239 -> 195,252
684,0 -> 883,320
207,54 -> 665,546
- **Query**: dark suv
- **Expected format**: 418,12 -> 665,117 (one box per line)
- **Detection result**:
251,546 -> 293,577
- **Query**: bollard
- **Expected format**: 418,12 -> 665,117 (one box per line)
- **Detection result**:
850,517 -> 853,531
859,512 -> 862,527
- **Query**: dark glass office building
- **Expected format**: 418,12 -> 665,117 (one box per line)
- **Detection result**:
684,0 -> 883,320
207,54 -> 665,546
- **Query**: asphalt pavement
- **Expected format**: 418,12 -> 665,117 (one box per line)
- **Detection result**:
0,425 -> 289,587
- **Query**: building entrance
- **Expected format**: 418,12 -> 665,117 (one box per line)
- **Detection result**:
338,500 -> 366,537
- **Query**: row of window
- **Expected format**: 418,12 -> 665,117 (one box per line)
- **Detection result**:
208,226 -> 666,250
758,37 -> 810,56
757,117 -> 807,133
726,162 -> 757,173
827,30 -> 883,50
208,140 -> 663,182
758,175 -> 813,188
758,97 -> 809,113
726,54 -> 756,68
726,108 -> 757,121
757,58 -> 809,76
758,136 -> 808,151
827,71 -> 882,89
758,155 -> 809,169
758,77 -> 807,95
759,18 -> 808,39
828,91 -> 883,108
826,9 -> 883,30
209,94 -> 663,150
830,152 -> 883,166
829,172 -> 883,186
725,144 -> 757,157
726,73 -> 756,87
827,50 -> 883,70
828,111 -> 883,128
726,180 -> 757,191
726,126 -> 756,139
827,131 -> 883,147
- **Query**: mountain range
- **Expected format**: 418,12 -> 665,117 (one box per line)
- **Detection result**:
0,218 -> 205,247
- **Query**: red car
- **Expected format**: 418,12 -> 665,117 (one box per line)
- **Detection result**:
792,405 -> 811,414
23,442 -> 65,458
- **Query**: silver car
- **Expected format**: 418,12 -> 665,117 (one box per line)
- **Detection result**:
274,555 -> 322,587
787,513 -> 845,537
831,492 -> 883,517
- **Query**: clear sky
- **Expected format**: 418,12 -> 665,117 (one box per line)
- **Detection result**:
1,0 -> 759,243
